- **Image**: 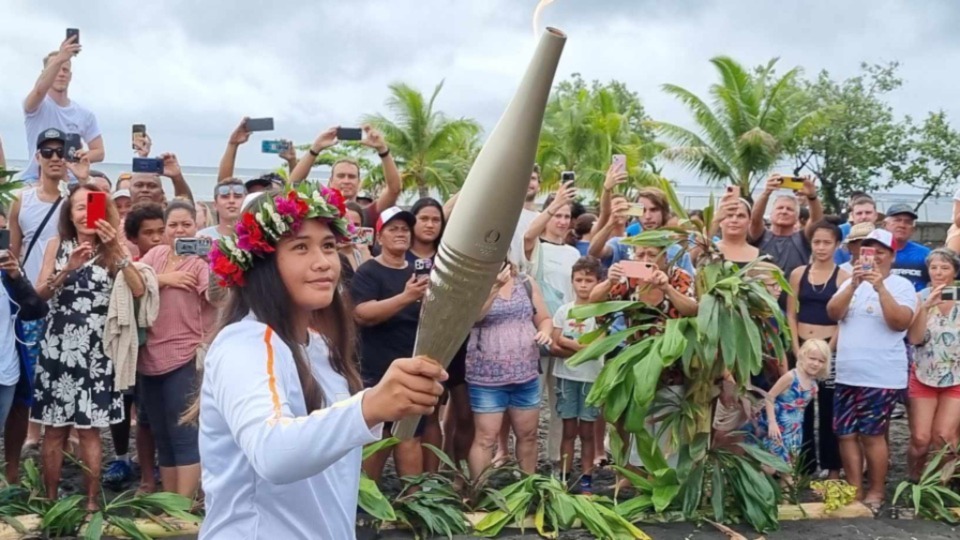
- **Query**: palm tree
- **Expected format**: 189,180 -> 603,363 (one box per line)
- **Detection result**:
654,56 -> 817,198
537,82 -> 663,195
363,81 -> 482,199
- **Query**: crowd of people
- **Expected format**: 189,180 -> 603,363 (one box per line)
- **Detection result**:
1,34 -> 959,535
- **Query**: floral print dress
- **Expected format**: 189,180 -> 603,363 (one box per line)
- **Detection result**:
32,239 -> 123,428
755,369 -> 817,464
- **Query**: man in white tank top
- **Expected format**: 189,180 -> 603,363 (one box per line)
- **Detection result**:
9,129 -> 70,284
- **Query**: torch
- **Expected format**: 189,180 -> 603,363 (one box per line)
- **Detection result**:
392,28 -> 566,439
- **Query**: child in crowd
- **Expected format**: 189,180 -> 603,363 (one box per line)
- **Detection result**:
756,338 -> 830,471
551,256 -> 604,494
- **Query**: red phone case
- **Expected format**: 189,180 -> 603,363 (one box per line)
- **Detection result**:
86,192 -> 107,229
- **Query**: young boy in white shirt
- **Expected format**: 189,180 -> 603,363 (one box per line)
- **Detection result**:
551,256 -> 604,494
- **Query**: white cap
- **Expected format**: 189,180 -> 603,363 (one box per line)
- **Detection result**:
862,229 -> 895,251
111,189 -> 131,200
241,192 -> 267,212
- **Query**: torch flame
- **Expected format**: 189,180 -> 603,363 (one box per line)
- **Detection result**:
532,0 -> 556,38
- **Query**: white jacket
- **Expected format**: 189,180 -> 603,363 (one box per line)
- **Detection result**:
104,262 -> 159,391
199,317 -> 382,539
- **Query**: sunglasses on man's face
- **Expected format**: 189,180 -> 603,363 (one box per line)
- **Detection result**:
216,184 -> 246,198
39,147 -> 65,159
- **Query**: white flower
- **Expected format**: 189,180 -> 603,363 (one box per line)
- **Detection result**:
52,373 -> 79,402
71,297 -> 93,314
59,324 -> 91,369
41,335 -> 61,361
93,380 -> 105,393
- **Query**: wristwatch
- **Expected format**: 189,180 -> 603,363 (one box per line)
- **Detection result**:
115,258 -> 131,271
378,148 -> 390,158
308,148 -> 320,157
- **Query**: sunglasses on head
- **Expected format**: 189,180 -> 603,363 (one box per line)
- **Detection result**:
39,147 -> 65,159
216,184 -> 246,197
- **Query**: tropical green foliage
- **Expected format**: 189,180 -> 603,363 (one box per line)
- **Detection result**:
788,62 -> 908,212
0,174 -> 23,206
893,445 -> 960,524
0,459 -> 200,539
538,74 -> 663,194
895,110 -> 960,211
654,56 -> 817,198
363,81 -> 483,199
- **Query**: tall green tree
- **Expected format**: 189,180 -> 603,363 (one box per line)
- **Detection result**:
537,74 -> 663,195
654,56 -> 817,199
363,81 -> 482,199
894,111 -> 960,212
789,62 -> 909,213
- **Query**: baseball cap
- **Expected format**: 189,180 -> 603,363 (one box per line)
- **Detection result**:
111,189 -> 131,201
861,229 -> 896,251
375,206 -> 415,234
357,191 -> 374,203
844,222 -> 875,244
885,203 -> 918,220
244,172 -> 285,192
36,128 -> 66,149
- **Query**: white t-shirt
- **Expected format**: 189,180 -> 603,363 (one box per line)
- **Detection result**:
22,95 -> 101,180
0,286 -> 21,386
530,240 -> 580,314
199,317 -> 382,540
552,301 -> 603,383
197,226 -> 223,241
835,275 -> 917,389
508,208 -> 539,271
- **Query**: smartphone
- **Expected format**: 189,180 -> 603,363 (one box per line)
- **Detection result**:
354,227 -> 375,246
66,28 -> 79,45
245,118 -> 274,132
414,258 -> 433,278
860,247 -> 876,272
174,237 -> 213,257
131,124 -> 146,150
942,287 -> 958,301
622,261 -> 655,281
612,154 -> 626,170
0,229 -> 10,251
64,133 -> 82,163
624,202 -> 646,218
779,176 -> 805,191
337,127 -> 363,141
261,140 -> 291,153
132,157 -> 164,174
561,171 -> 576,183
86,192 -> 107,229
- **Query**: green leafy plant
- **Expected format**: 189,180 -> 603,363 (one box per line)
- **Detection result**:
358,438 -> 400,526
392,473 -> 470,540
0,174 -> 23,206
893,445 -> 960,524
473,473 -> 650,539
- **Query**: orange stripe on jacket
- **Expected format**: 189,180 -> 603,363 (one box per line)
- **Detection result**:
264,328 -> 282,420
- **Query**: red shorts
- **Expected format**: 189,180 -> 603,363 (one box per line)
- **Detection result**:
908,371 -> 960,400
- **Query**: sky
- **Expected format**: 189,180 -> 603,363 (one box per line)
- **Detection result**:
1,0 -> 959,176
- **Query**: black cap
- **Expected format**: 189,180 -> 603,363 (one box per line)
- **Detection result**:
244,172 -> 285,191
885,203 -> 918,220
36,128 -> 66,149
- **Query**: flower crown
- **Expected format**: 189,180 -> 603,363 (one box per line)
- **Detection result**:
209,182 -> 352,287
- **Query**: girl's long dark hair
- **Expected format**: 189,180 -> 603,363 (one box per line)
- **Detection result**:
183,200 -> 360,424
219,253 -> 360,411
410,197 -> 446,251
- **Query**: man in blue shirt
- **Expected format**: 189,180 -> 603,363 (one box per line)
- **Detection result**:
884,203 -> 930,291
835,196 -> 878,265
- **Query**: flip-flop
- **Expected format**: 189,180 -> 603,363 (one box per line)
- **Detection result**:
863,499 -> 883,515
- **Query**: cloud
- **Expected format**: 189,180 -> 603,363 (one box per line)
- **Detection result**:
1,0 -> 959,179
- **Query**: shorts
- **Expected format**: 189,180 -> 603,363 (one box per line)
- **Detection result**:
833,383 -> 900,437
555,378 -> 599,421
468,378 -> 541,414
13,318 -> 45,407
908,371 -> 960,400
140,362 -> 199,467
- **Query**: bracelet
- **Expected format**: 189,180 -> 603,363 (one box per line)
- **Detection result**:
806,194 -> 818,201
115,257 -> 131,271
547,208 -> 557,216
377,148 -> 390,158
308,148 -> 320,157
